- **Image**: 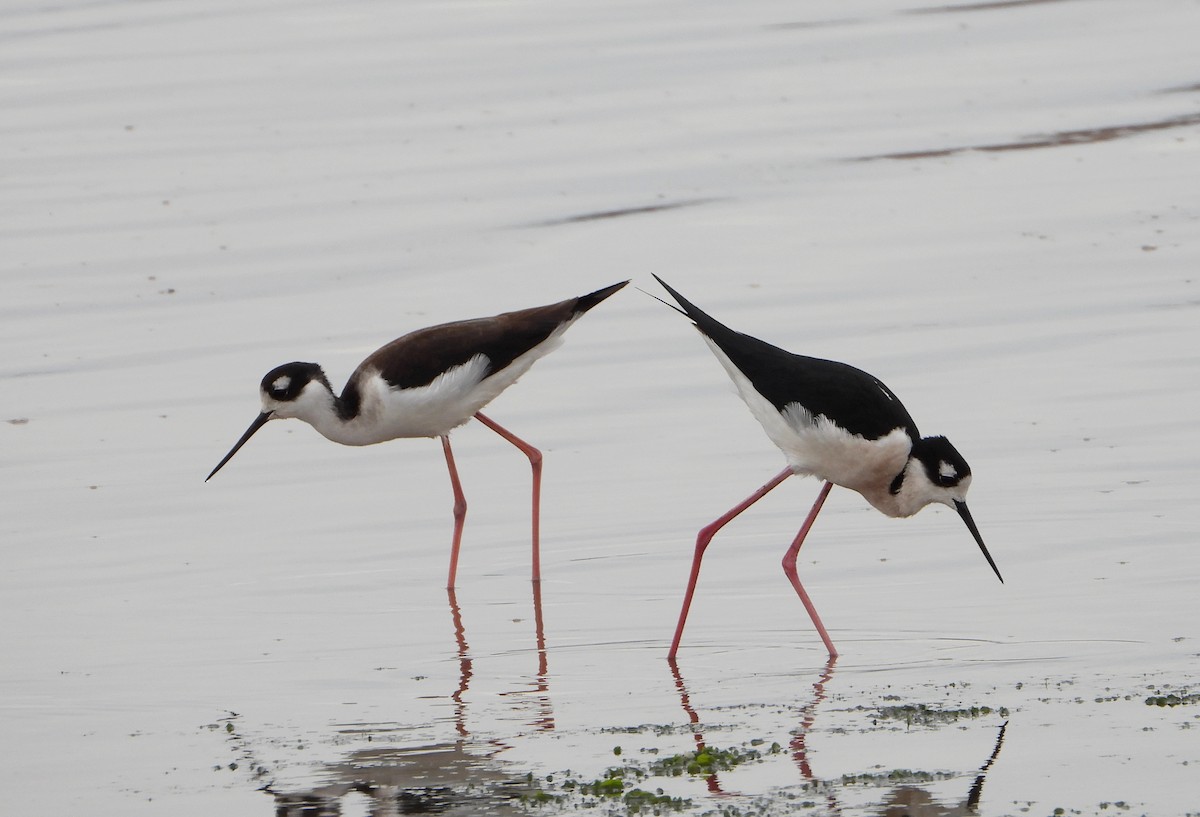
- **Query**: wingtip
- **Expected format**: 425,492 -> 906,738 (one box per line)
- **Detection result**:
650,274 -> 680,300
576,280 -> 630,312
648,275 -> 707,324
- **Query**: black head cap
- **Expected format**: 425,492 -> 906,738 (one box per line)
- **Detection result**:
260,362 -> 330,402
912,435 -> 972,488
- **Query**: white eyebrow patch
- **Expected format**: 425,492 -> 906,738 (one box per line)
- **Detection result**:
272,375 -> 291,392
939,460 -> 957,479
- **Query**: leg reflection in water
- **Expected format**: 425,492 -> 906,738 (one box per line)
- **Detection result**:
667,657 -> 1007,816
447,582 -> 555,738
668,656 -> 838,798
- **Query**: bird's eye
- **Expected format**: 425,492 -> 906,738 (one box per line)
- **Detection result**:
270,375 -> 292,396
938,460 -> 957,482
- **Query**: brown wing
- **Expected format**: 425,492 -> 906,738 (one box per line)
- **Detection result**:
364,303 -> 573,390
335,282 -> 626,418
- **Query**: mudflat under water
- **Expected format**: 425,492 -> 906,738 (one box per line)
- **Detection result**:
4,1 -> 1199,814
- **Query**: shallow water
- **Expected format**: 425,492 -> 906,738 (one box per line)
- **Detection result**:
4,0 -> 1200,814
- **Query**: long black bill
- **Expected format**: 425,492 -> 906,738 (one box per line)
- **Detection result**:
954,500 -> 1004,583
206,411 -> 272,481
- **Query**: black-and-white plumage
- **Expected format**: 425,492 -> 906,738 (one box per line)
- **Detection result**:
654,275 -> 1001,659
207,281 -> 628,587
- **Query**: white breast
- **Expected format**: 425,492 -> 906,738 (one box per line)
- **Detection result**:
703,337 -> 912,495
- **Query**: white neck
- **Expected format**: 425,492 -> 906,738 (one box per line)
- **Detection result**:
860,458 -> 967,519
267,379 -> 365,444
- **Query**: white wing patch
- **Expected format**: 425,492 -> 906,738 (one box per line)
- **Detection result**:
307,316 -> 578,445
701,336 -> 911,494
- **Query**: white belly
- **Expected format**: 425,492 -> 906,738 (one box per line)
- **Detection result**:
704,337 -> 912,493
312,325 -> 571,445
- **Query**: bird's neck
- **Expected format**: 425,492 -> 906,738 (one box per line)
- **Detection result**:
281,380 -> 364,445
860,458 -> 941,519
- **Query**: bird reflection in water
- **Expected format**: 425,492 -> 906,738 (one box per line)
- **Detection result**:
262,584 -> 555,815
269,740 -> 529,816
448,584 -> 554,736
667,658 -> 1007,816
787,657 -> 840,813
876,721 -> 1008,817
668,656 -> 837,798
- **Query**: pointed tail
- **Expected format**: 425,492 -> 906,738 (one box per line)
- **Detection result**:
574,280 -> 630,314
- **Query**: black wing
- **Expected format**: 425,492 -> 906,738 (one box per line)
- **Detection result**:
654,275 -> 919,441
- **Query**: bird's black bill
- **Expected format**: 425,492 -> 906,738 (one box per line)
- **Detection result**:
954,500 -> 1003,583
206,411 -> 272,481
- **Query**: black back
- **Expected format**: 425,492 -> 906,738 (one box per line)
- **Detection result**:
654,276 -> 920,442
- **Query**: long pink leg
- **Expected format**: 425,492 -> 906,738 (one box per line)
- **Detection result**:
781,481 -> 837,658
668,467 -> 794,660
442,435 -> 468,589
474,412 -> 544,583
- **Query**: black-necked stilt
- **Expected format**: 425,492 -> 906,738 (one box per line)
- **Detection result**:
206,281 -> 628,587
653,276 -> 1002,659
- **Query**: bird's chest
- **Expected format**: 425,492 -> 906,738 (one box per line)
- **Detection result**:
322,363 -> 491,443
372,375 -> 489,440
776,407 -> 912,493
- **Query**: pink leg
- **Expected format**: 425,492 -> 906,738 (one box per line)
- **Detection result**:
782,481 -> 837,658
442,435 -> 468,589
668,467 -> 793,660
474,412 -> 543,583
